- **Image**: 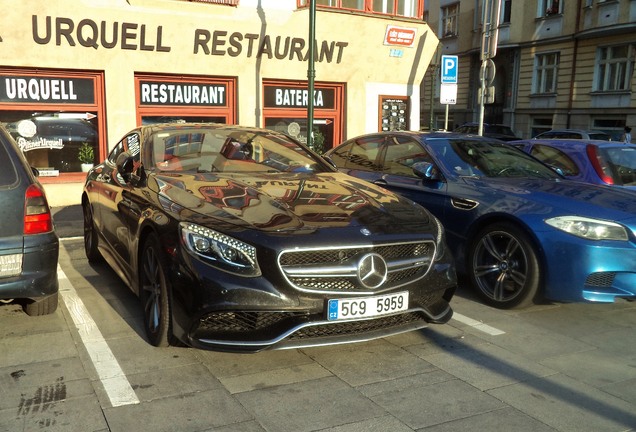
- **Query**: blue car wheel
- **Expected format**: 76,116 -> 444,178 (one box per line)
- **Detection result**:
469,222 -> 541,309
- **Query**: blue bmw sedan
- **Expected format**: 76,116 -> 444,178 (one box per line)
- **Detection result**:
325,131 -> 636,309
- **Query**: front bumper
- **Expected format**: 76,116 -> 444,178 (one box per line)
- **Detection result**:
539,230 -> 636,303
169,241 -> 456,352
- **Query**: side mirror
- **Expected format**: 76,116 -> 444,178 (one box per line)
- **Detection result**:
412,161 -> 442,181
116,151 -> 136,183
321,155 -> 337,169
31,167 -> 40,177
549,165 -> 565,176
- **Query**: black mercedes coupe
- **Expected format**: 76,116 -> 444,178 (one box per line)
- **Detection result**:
82,123 -> 456,352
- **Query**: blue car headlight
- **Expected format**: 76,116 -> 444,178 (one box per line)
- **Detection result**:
545,216 -> 629,241
180,222 -> 261,276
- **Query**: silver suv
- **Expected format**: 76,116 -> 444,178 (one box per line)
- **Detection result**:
534,129 -> 611,141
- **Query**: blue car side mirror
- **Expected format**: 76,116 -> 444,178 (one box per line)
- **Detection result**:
412,161 -> 442,181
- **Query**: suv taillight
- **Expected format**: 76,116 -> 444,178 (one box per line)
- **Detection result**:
24,184 -> 53,234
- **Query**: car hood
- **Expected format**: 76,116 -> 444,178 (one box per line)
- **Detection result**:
149,171 -> 433,233
455,176 -> 636,223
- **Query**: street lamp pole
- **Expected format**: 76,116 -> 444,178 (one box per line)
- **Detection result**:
478,0 -> 501,136
307,0 -> 316,150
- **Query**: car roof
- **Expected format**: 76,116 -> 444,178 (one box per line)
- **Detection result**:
343,130 -> 504,143
511,138 -> 636,150
534,129 -> 610,137
140,122 -> 284,136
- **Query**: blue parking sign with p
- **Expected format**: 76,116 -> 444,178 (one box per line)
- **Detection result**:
441,55 -> 458,84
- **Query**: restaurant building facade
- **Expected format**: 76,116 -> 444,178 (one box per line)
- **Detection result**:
0,0 -> 438,206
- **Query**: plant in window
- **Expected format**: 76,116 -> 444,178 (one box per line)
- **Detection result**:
78,142 -> 94,165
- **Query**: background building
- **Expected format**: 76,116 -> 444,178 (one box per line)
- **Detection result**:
421,0 -> 636,140
0,0 -> 438,205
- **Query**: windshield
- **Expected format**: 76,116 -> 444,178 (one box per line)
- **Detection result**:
145,127 -> 330,174
602,147 -> 636,186
431,139 -> 561,180
485,125 -> 515,136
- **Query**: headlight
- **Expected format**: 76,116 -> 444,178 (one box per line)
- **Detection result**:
545,216 -> 629,241
180,222 -> 261,276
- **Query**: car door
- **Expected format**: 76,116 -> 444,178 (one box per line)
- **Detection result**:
98,132 -> 142,274
374,135 -> 449,220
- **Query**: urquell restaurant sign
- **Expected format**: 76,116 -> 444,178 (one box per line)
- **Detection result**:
30,15 -> 349,63
0,75 -> 95,104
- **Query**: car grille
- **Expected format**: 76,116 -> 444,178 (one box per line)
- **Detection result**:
585,272 -> 616,287
194,310 -> 432,345
278,241 -> 435,293
288,311 -> 428,340
198,311 -> 309,333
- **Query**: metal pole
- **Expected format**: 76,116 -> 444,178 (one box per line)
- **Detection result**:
478,60 -> 486,136
429,46 -> 441,131
307,1 -> 316,150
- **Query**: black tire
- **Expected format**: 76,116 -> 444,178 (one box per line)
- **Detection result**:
468,222 -> 541,309
25,292 -> 58,316
83,201 -> 102,263
139,234 -> 177,347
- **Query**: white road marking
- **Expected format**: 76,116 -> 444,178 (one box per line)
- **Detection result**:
58,267 -> 140,407
452,312 -> 506,336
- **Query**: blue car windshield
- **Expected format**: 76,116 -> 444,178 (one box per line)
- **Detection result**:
433,139 -> 560,180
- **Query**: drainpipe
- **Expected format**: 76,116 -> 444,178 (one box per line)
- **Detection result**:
567,0 -> 583,128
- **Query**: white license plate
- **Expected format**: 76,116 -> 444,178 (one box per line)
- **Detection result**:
327,291 -> 409,321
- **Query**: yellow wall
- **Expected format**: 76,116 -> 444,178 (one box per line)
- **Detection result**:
4,0 -> 439,146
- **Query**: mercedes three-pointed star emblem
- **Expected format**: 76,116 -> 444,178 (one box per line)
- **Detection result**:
357,253 -> 388,289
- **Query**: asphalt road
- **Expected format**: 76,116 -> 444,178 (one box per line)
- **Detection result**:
0,206 -> 635,432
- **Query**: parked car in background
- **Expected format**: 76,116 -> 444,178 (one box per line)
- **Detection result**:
510,139 -> 636,189
324,131 -> 636,309
454,123 -> 520,141
82,123 -> 456,352
0,124 -> 59,315
533,129 -> 611,141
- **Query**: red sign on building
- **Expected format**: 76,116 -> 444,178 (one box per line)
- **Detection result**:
383,26 -> 417,47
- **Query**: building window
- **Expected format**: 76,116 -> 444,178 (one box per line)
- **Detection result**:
502,0 -> 512,23
531,117 -> 553,137
595,44 -> 635,92
297,0 -> 423,19
441,3 -> 459,37
533,52 -> 559,94
540,0 -> 560,16
187,0 -> 239,4
593,118 -> 627,141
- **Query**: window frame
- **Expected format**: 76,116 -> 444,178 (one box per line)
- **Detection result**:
297,0 -> 424,20
440,3 -> 460,38
539,0 -> 561,17
594,44 -> 636,92
532,52 -> 560,95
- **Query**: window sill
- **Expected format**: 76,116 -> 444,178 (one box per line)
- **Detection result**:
38,172 -> 88,184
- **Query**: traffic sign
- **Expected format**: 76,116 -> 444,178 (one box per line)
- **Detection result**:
441,55 -> 458,84
440,83 -> 457,105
